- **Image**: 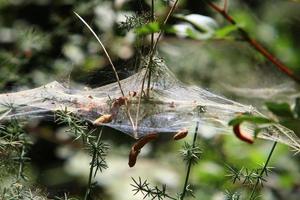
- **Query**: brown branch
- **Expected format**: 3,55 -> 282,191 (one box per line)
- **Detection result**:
205,1 -> 300,83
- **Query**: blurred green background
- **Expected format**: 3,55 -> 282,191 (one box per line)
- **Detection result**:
1,0 -> 300,199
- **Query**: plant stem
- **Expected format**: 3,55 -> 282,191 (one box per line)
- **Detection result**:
146,0 -> 155,97
74,12 -> 125,96
136,0 -> 179,131
204,0 -> 300,83
180,122 -> 199,200
138,187 -> 177,200
74,12 -> 136,137
84,127 -> 103,200
17,145 -> 26,181
249,141 -> 277,200
84,154 -> 95,200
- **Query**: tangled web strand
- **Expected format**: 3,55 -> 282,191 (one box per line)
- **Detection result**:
0,62 -> 299,152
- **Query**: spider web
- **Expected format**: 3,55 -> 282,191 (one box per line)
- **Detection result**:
0,61 -> 300,152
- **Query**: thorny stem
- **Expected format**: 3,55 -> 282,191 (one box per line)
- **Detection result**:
131,177 -> 177,200
249,141 -> 277,200
180,122 -> 199,200
136,187 -> 176,200
84,127 -> 104,200
204,0 -> 300,83
135,0 -> 180,134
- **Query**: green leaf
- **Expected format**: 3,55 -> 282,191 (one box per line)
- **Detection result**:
228,115 -> 273,126
185,28 -> 199,40
265,102 -> 294,118
135,22 -> 160,36
214,25 -> 238,38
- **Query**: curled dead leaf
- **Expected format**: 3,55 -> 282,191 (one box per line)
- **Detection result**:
233,124 -> 254,144
93,114 -> 113,125
132,133 -> 159,151
173,128 -> 188,140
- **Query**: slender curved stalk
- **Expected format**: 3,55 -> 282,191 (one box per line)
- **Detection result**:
74,12 -> 136,135
74,12 -> 125,96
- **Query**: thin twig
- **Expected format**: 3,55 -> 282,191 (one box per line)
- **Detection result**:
204,0 -> 300,83
74,12 -> 125,96
135,0 -> 180,133
74,12 -> 136,135
180,122 -> 199,200
249,141 -> 277,200
151,0 -> 180,55
146,0 -> 155,97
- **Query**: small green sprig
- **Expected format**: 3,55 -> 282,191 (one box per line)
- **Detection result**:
225,142 -> 277,200
54,108 -> 110,199
0,119 -> 32,182
84,132 -> 110,199
226,163 -> 273,186
1,183 -> 47,200
0,119 -> 28,146
249,142 -> 277,200
86,133 -> 110,176
131,177 -> 176,200
119,12 -> 152,32
180,142 -> 202,166
179,122 -> 201,200
55,108 -> 89,141
225,165 -> 244,184
225,190 -> 240,200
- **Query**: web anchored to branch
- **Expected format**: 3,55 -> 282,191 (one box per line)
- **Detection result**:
0,61 -> 300,151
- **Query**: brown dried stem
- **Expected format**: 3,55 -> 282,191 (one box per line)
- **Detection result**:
204,0 -> 300,83
74,12 -> 136,133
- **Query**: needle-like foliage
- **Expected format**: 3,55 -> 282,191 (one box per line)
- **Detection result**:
131,177 -> 176,200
